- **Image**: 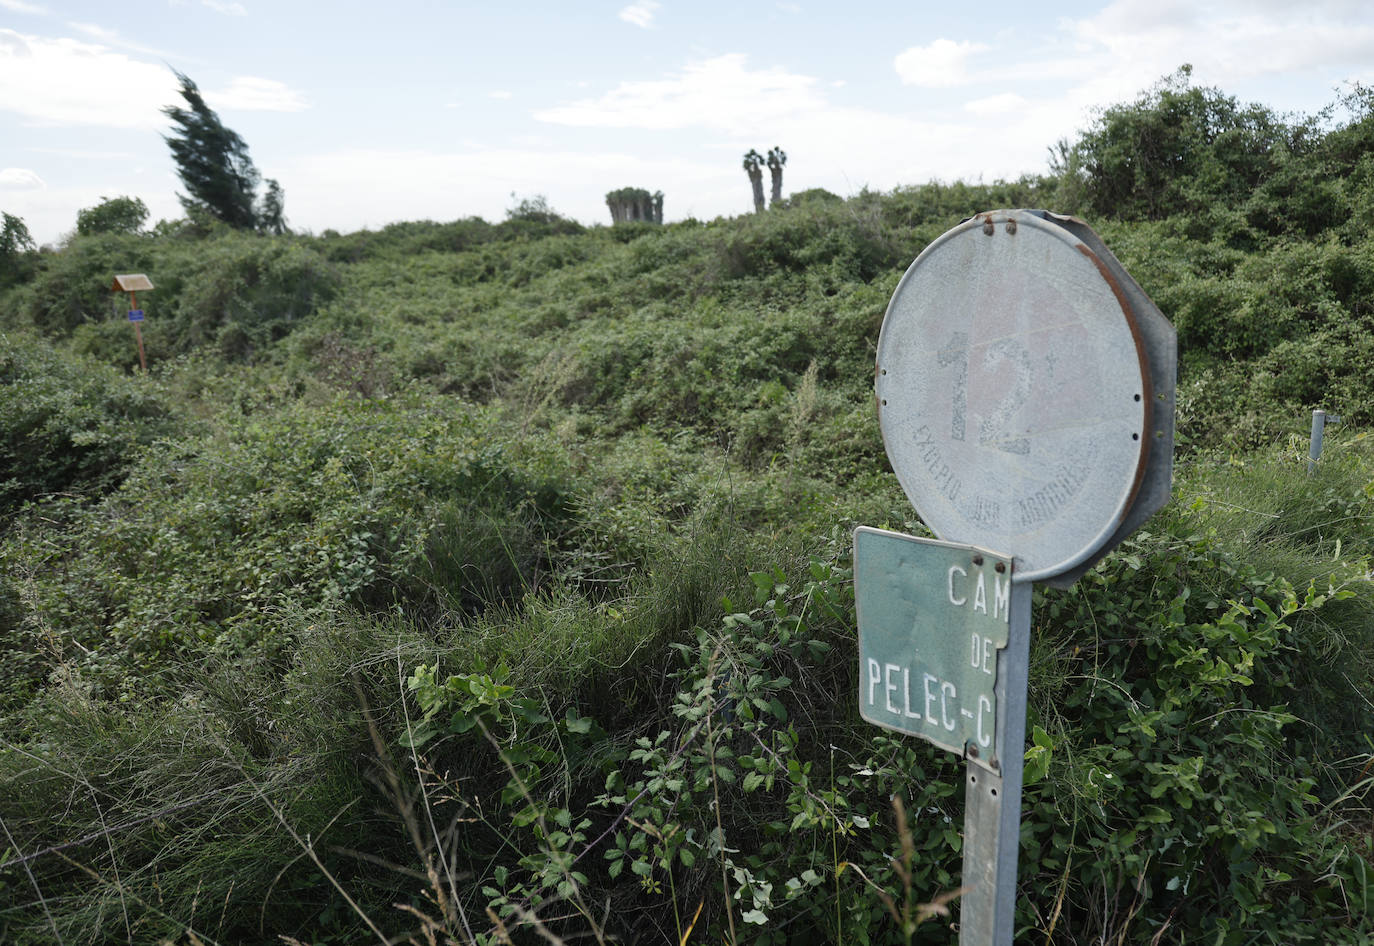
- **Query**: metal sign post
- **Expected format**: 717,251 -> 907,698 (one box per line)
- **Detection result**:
858,210 -> 1176,945
960,579 -> 1031,944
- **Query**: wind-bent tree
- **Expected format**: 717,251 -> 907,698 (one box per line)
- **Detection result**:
766,147 -> 787,207
162,71 -> 285,232
742,149 -> 766,214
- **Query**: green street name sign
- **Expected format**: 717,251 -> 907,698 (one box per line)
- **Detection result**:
854,527 -> 1013,761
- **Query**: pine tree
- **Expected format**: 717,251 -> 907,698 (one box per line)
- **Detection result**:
162,71 -> 280,230
257,178 -> 287,235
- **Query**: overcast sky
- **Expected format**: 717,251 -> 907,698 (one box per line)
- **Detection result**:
3,0 -> 1373,246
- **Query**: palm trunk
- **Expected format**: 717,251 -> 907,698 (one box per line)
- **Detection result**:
749,168 -> 765,214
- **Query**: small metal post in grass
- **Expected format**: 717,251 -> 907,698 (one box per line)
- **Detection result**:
1308,410 -> 1341,474
110,274 -> 154,372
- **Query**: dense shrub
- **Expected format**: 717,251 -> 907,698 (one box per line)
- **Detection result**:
11,230 -> 340,364
0,392 -> 578,705
75,195 -> 149,237
0,334 -> 173,514
1063,66 -> 1305,222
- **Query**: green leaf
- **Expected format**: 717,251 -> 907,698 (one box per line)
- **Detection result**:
1023,725 -> 1053,785
564,711 -> 594,734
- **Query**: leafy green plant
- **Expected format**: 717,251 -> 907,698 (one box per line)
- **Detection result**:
0,333 -> 173,513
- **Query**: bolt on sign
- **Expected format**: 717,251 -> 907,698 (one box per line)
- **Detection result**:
856,210 -> 1176,946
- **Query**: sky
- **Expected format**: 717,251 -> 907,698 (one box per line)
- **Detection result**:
3,0 -> 1374,247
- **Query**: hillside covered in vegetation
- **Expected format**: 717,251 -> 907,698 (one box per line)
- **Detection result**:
2,70 -> 1373,944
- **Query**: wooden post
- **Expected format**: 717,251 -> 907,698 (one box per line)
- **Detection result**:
129,289 -> 147,373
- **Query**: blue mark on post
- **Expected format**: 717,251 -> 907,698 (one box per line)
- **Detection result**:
127,309 -> 145,322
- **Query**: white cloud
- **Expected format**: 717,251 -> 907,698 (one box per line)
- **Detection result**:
490,90 -> 513,99
534,54 -> 826,135
0,0 -> 47,14
283,147 -> 702,231
206,76 -> 308,112
965,92 -> 1027,115
67,21 -> 121,43
1063,0 -> 1374,81
522,52 -> 1029,219
201,0 -> 247,14
619,1 -> 660,29
27,147 -> 138,160
445,52 -> 1017,223
0,29 -> 178,128
894,38 -> 990,88
0,168 -> 45,189
65,21 -> 183,59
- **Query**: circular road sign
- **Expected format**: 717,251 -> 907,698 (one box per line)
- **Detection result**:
875,210 -> 1152,583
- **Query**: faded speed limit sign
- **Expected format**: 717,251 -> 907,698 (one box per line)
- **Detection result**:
875,210 -> 1175,586
858,210 -> 1176,946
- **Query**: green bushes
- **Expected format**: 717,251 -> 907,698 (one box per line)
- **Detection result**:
10,230 -> 340,363
0,392 -> 579,705
1062,66 -> 1303,222
153,237 -> 341,358
0,334 -> 173,513
1028,530 -> 1371,941
716,201 -> 905,283
10,474 -> 1363,944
